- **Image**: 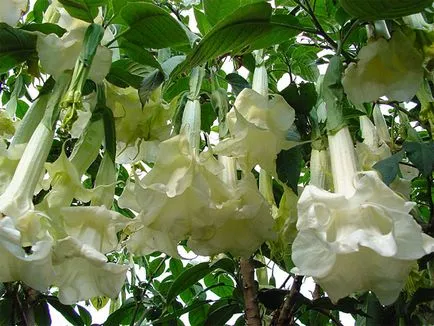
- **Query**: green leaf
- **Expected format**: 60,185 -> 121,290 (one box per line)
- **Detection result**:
154,300 -> 211,324
210,257 -> 236,275
119,40 -> 161,69
0,24 -> 37,74
276,146 -> 303,194
204,299 -> 242,326
120,3 -> 189,49
280,82 -> 318,115
34,301 -> 52,326
162,55 -> 186,77
166,262 -> 212,303
138,69 -> 165,104
225,73 -> 251,96
0,299 -> 14,325
32,0 -> 50,23
203,0 -> 265,25
204,273 -> 234,298
147,257 -> 167,280
46,296 -> 84,326
77,305 -> 92,326
373,150 -> 405,185
194,7 -> 212,35
188,299 -> 209,326
339,0 -> 433,20
103,299 -> 137,326
169,258 -> 184,278
181,2 -> 307,71
106,59 -> 154,88
403,142 -> 434,177
21,23 -> 66,37
286,46 -> 320,82
58,0 -> 107,22
258,288 -> 287,310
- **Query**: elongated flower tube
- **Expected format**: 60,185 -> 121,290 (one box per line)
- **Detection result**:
214,62 -> 296,174
342,30 -> 424,104
0,74 -> 70,219
0,0 -> 27,26
292,126 -> 434,305
0,75 -> 70,291
1,94 -> 50,196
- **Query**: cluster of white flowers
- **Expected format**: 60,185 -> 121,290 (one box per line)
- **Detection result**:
0,0 -> 432,309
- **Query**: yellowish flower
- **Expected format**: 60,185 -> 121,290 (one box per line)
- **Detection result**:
342,30 -> 424,104
215,88 -> 296,174
52,236 -> 128,305
105,84 -> 173,163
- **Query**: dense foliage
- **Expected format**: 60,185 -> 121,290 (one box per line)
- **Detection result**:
0,0 -> 433,325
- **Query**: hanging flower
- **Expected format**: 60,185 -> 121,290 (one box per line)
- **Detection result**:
60,206 -> 131,253
105,83 -> 174,163
36,2 -> 111,81
120,133 -> 231,257
41,148 -> 95,209
0,216 -> 54,291
342,30 -> 424,104
214,88 -> 296,174
52,236 -> 128,305
0,0 -> 27,26
188,171 -> 275,257
292,127 -> 434,305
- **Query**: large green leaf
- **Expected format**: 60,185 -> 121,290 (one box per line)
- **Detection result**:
339,0 -> 433,20
166,262 -> 212,304
105,58 -> 154,88
58,0 -> 107,22
373,150 -> 405,185
21,23 -> 66,37
0,24 -> 37,74
204,299 -> 242,326
181,2 -> 309,71
276,146 -> 303,194
46,296 -> 84,326
203,0 -> 266,25
120,3 -> 190,49
119,39 -> 161,69
404,142 -> 434,177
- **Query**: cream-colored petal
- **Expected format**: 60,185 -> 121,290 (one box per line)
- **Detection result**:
342,31 -> 423,104
0,217 -> 54,291
0,0 -> 27,26
53,236 -> 128,305
60,206 -> 131,253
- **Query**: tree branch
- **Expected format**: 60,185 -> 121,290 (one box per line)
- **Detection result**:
276,276 -> 303,326
240,257 -> 262,326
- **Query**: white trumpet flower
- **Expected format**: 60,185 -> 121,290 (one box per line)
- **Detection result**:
292,127 -> 434,305
342,30 -> 424,104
